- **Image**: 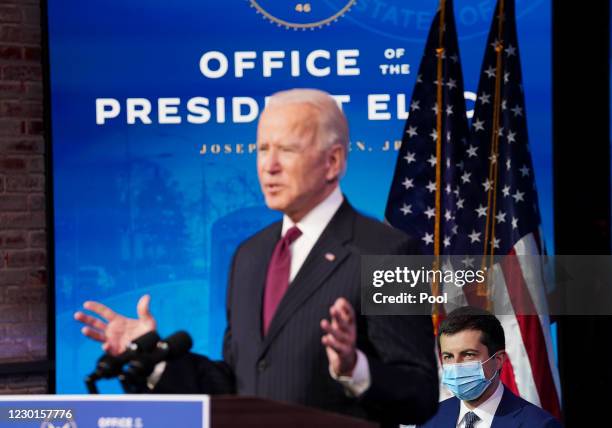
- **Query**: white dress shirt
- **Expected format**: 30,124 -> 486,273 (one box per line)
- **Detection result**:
150,186 -> 371,396
282,186 -> 371,397
456,382 -> 504,428
282,186 -> 343,282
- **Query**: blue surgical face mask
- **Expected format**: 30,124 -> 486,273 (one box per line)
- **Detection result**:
442,353 -> 499,401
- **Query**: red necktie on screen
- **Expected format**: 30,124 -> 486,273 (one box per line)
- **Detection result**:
262,226 -> 302,336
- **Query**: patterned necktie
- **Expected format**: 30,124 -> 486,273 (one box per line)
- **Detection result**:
464,411 -> 480,428
262,226 -> 302,335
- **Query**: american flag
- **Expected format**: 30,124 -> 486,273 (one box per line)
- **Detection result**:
452,0 -> 562,419
385,0 -> 469,256
386,0 -> 562,419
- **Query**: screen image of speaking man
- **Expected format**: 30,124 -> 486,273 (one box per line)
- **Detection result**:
418,306 -> 562,428
75,88 -> 439,426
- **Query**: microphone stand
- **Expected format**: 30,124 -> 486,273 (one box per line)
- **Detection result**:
118,371 -> 149,394
85,374 -> 99,394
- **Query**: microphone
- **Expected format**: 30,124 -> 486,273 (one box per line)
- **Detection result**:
89,331 -> 161,380
123,331 -> 193,380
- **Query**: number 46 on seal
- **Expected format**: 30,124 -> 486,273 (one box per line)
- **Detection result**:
295,3 -> 312,13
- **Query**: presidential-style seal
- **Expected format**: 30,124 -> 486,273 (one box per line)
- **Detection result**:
248,1 -> 356,30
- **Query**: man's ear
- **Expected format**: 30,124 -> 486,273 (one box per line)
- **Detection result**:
494,350 -> 507,372
325,144 -> 345,182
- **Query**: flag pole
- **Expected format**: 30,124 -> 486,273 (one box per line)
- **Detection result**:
432,0 -> 447,333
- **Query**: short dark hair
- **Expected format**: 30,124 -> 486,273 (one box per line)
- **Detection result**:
439,306 -> 505,356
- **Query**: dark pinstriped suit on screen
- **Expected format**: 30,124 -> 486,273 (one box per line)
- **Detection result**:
154,200 -> 439,426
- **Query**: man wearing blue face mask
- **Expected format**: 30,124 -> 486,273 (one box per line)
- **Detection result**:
418,306 -> 562,428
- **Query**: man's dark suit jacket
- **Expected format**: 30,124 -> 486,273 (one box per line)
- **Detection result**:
418,386 -> 562,428
154,200 -> 439,426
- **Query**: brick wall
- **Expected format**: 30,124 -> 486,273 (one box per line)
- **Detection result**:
0,0 -> 48,392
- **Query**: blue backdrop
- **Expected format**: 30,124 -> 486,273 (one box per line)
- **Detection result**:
46,0 -> 552,392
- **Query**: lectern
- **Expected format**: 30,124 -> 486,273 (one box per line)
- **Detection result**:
212,396 -> 378,427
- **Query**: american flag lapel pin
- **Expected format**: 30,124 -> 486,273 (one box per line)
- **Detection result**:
325,252 -> 336,262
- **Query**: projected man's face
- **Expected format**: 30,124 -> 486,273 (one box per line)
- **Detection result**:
256,102 -> 341,222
